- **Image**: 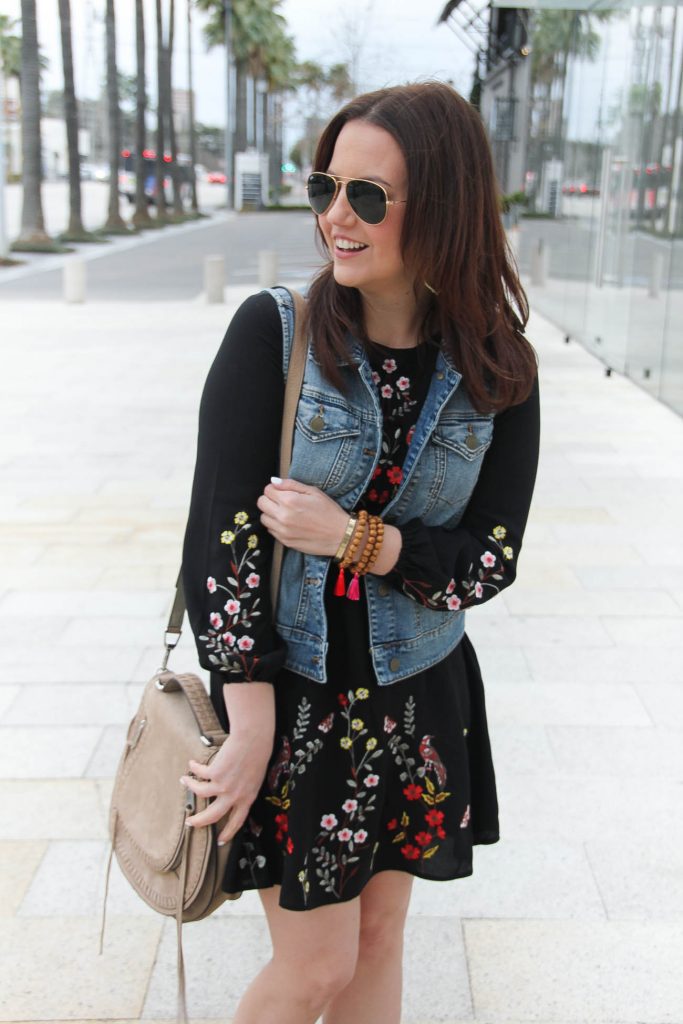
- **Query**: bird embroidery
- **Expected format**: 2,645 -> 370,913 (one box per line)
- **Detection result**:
418,734 -> 447,789
267,735 -> 292,792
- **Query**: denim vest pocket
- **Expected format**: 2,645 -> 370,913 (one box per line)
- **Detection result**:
293,389 -> 364,495
423,414 -> 494,519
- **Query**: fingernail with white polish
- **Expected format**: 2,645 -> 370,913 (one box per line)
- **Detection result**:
217,840 -> 226,846
271,476 -> 282,484
179,776 -> 186,784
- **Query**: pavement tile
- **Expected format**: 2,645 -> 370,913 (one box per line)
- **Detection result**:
0,646 -> 141,684
464,919 -> 683,1023
2,685 -> 132,727
503,586 -> 680,617
0,780 -> 108,840
0,686 -> 19,718
466,615 -> 614,649
467,645 -> 531,684
633,681 -> 683,728
0,726 -> 103,779
411,839 -> 604,921
600,617 -> 683,648
585,837 -> 683,921
523,644 -> 683,685
485,681 -> 650,728
57,616 -> 168,648
84,725 -> 129,778
546,725 -> 683,778
486,724 -> 558,775
0,840 -> 48,916
0,916 -> 162,1021
0,589 -> 170,618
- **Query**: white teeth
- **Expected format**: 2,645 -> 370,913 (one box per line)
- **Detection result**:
335,239 -> 367,251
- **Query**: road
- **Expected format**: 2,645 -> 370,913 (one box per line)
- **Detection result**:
0,207 -> 323,302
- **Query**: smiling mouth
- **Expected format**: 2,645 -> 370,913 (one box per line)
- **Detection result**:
334,239 -> 369,252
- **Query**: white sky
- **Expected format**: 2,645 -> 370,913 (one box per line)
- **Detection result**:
0,0 -> 475,149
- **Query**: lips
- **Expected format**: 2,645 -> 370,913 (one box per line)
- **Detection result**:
333,236 -> 369,254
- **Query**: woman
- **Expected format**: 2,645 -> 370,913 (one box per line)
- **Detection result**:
181,82 -> 539,1024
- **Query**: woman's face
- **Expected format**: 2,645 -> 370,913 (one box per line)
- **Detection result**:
317,120 -> 413,301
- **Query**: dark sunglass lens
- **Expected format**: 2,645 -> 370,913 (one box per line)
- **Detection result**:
307,173 -> 336,215
347,179 -> 386,224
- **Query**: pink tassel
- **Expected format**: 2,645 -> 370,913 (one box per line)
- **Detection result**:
347,574 -> 361,601
334,565 -> 346,597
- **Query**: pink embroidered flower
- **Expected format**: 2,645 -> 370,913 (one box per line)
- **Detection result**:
342,798 -> 358,813
460,804 -> 471,828
321,813 -> 338,830
245,573 -> 260,589
384,715 -> 397,733
224,598 -> 241,615
406,425 -> 415,446
474,582 -> 484,599
206,577 -> 217,593
446,578 -> 456,595
353,829 -> 368,843
381,384 -> 393,399
447,595 -> 461,611
396,375 -> 410,391
318,713 -> 334,733
209,612 -> 223,629
222,631 -> 236,646
481,551 -> 496,568
365,773 -> 380,787
237,635 -> 254,651
382,358 -> 397,373
371,370 -> 381,384
337,828 -> 353,842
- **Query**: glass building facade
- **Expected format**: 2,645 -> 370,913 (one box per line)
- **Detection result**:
485,2 -> 683,416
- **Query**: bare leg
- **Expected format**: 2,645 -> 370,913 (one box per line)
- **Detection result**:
232,885 -> 361,1024
322,871 -> 414,1024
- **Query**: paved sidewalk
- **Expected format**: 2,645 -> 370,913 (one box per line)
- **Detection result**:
1,287 -> 682,1024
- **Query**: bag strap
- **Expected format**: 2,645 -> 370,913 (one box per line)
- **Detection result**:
161,287 -> 308,670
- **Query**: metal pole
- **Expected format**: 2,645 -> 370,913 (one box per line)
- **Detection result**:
0,67 -> 8,258
224,0 -> 233,209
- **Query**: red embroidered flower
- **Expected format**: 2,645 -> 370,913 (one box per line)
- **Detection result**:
372,467 -> 382,479
425,809 -> 445,827
286,836 -> 294,854
386,466 -> 403,485
401,844 -> 421,860
379,490 -> 389,503
414,831 -> 433,847
274,813 -> 288,831
406,425 -> 415,446
387,818 -> 398,831
367,488 -> 379,502
337,694 -> 349,707
436,826 -> 447,839
403,783 -> 423,801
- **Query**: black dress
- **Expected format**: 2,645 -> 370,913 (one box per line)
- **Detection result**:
182,292 -> 540,911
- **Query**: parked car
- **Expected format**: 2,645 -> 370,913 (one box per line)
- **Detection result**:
207,171 -> 227,184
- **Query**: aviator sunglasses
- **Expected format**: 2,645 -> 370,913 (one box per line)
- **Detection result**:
306,171 -> 407,226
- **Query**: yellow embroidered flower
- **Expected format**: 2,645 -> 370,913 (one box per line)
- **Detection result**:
351,718 -> 364,731
355,687 -> 370,700
366,737 -> 377,751
340,736 -> 353,750
502,545 -> 514,560
493,525 -> 507,540
220,530 -> 235,545
247,533 -> 258,549
297,870 -> 306,882
234,511 -> 249,526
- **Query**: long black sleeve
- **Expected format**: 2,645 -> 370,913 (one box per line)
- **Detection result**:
181,292 -> 287,683
387,377 -> 540,610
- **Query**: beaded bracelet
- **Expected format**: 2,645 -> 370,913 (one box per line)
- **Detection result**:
340,514 -> 385,601
334,510 -> 368,597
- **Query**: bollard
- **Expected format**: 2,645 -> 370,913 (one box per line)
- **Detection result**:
205,255 -> 225,304
64,259 -> 85,303
648,252 -> 664,299
530,238 -> 549,287
258,250 -> 278,288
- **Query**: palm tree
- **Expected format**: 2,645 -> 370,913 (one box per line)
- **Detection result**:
154,0 -> 168,223
103,0 -> 128,232
13,0 -> 54,250
0,15 -> 21,82
57,0 -> 90,240
187,0 -> 199,214
166,0 -> 185,217
133,0 -> 153,228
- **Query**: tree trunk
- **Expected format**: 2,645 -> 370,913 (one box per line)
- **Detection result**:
15,0 -> 51,246
154,0 -> 167,222
57,0 -> 86,237
133,0 -> 152,227
166,0 -> 184,216
234,58 -> 248,155
186,0 -> 198,213
104,0 -> 127,231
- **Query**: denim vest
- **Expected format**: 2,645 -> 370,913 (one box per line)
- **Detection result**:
267,287 -> 495,686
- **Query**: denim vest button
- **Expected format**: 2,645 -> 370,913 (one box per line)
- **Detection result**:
436,371 -> 445,381
389,657 -> 401,671
378,582 -> 390,597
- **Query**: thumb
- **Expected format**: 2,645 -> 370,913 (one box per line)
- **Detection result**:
270,476 -> 312,493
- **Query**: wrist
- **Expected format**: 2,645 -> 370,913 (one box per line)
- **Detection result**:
370,524 -> 402,575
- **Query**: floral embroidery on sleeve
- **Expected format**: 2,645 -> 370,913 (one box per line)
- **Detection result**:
199,510 -> 264,679
399,523 -> 514,611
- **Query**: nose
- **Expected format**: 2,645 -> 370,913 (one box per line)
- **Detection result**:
326,181 -> 355,224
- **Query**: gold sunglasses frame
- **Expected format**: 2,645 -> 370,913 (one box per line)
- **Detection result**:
306,172 -> 407,225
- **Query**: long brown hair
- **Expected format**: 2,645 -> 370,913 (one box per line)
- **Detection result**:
305,82 -> 536,412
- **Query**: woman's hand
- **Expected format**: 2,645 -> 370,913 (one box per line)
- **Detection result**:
180,682 -> 275,845
257,477 -> 350,557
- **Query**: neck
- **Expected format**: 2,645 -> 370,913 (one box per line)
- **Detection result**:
360,286 -> 424,349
